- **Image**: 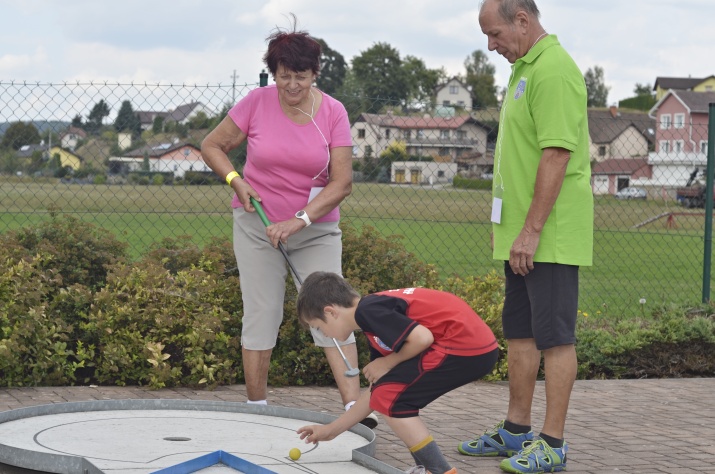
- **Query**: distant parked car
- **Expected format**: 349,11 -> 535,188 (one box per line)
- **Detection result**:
615,187 -> 647,200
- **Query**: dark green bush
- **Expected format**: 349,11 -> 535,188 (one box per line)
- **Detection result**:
0,214 -> 127,290
453,175 -> 492,190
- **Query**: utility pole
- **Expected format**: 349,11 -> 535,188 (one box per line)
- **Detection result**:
231,70 -> 239,104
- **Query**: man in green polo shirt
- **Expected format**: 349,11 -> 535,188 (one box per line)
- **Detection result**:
458,1 -> 593,473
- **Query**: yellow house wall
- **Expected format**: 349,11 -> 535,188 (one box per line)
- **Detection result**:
50,147 -> 81,170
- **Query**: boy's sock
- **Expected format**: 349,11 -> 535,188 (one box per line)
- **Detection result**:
409,435 -> 452,474
503,419 -> 531,434
538,432 -> 564,449
246,399 -> 267,405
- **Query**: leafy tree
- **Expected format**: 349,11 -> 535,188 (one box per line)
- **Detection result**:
114,100 -> 142,136
314,37 -> 346,96
634,83 -> 653,96
464,50 -> 498,108
402,56 -> 445,109
335,69 -> 372,122
188,112 -> 209,130
1,121 -> 41,150
71,114 -> 83,128
152,116 -> 165,134
351,42 -> 409,111
379,140 -> 408,163
86,100 -> 111,134
584,66 -> 610,107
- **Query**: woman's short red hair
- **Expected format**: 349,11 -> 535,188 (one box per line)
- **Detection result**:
263,18 -> 321,76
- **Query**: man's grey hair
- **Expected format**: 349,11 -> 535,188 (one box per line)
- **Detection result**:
480,0 -> 541,21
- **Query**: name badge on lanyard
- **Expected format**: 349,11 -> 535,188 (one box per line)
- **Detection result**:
491,186 -> 503,224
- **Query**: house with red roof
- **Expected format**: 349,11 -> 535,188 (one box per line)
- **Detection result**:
646,90 -> 715,187
351,112 -> 489,163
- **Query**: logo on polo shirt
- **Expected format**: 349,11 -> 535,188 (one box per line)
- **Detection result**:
514,77 -> 527,100
372,336 -> 392,352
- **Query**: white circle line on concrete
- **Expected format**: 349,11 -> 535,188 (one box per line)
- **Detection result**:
0,399 -> 404,474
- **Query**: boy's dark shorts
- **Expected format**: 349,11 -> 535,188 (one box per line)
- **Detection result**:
369,348 -> 498,418
502,261 -> 579,350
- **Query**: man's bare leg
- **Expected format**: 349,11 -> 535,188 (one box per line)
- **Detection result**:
242,347 -> 272,401
541,344 -> 577,439
505,338 -> 541,427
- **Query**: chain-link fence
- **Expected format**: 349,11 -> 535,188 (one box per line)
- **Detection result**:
1,80 -> 713,317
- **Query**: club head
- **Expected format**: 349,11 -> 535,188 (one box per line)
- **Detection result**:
344,368 -> 360,378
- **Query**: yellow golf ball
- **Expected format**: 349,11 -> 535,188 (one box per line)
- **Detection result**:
289,447 -> 301,460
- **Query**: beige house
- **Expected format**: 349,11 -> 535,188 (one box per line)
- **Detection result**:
352,112 -> 489,163
653,75 -> 715,101
434,77 -> 472,109
588,107 -> 654,162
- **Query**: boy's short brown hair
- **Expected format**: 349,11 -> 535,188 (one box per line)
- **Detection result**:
296,272 -> 360,328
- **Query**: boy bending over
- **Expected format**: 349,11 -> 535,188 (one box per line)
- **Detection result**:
296,272 -> 499,474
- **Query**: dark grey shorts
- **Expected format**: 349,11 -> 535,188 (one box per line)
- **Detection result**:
501,261 -> 579,350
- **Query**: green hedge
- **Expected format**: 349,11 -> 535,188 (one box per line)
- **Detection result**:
1,215 -> 713,389
453,175 -> 492,190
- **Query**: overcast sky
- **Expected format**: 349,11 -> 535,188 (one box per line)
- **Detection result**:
1,0 -> 712,108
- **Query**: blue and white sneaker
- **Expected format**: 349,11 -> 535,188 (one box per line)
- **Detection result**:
458,420 -> 534,457
499,437 -> 567,473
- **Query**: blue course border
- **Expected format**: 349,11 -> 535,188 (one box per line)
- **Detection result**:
151,449 -> 277,474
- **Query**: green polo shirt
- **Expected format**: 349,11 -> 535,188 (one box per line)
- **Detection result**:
493,35 -> 593,266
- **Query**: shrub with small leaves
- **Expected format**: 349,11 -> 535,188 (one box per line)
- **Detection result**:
87,259 -> 241,388
0,214 -> 127,290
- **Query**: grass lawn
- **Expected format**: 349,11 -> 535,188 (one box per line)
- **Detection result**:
1,178 -> 713,316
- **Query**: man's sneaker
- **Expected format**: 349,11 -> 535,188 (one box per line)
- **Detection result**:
458,420 -> 534,457
360,412 -> 379,429
499,437 -> 567,473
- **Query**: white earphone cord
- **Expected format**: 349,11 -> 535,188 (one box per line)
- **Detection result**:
290,90 -> 331,180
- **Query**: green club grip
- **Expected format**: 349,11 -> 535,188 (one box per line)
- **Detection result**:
250,197 -> 271,227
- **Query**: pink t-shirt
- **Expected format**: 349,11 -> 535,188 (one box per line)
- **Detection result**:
228,85 -> 352,223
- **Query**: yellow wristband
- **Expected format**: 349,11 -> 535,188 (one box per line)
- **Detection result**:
225,171 -> 240,186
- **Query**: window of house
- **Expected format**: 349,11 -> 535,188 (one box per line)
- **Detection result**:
660,114 -> 671,130
443,100 -> 451,106
674,140 -> 684,154
385,129 -> 391,139
674,113 -> 685,129
456,130 -> 467,139
403,130 -> 411,139
439,147 -> 449,156
457,100 -> 465,107
660,140 -> 670,153
598,146 -> 606,157
437,171 -> 445,178
365,145 -> 373,157
701,141 -> 709,154
449,85 -> 458,94
440,130 -> 450,139
357,129 -> 365,138
416,130 -> 425,139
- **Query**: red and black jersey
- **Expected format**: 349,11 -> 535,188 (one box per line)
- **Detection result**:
355,288 -> 498,359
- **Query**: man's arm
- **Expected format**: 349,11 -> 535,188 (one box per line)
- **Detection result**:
509,146 -> 570,275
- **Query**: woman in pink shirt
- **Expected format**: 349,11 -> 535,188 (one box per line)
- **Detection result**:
201,17 -> 376,428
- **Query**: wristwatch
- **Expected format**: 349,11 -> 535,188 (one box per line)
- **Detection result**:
295,210 -> 312,227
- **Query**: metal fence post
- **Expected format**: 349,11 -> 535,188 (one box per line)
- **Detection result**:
702,102 -> 715,303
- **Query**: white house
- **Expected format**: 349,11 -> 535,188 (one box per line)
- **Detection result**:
108,142 -> 210,178
391,161 -> 458,185
434,77 -> 472,109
